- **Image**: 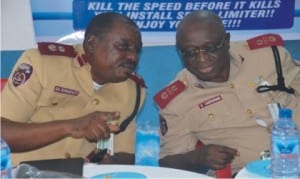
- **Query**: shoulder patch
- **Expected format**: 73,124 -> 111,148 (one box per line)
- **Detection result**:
129,73 -> 146,88
77,54 -> 88,67
159,115 -> 168,136
12,63 -> 33,87
247,33 -> 284,50
38,42 -> 77,57
154,80 -> 186,109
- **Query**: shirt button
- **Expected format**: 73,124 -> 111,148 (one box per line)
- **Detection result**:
267,125 -> 273,133
248,81 -> 256,88
65,152 -> 71,159
229,83 -> 235,89
208,113 -> 215,119
246,109 -> 253,115
52,101 -> 58,106
92,98 -> 100,105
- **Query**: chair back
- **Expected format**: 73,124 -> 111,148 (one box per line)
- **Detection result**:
1,78 -> 8,91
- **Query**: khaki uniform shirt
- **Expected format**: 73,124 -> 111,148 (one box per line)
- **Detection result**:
158,41 -> 300,173
1,44 -> 146,165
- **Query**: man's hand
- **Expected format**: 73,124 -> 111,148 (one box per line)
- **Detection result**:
199,144 -> 239,170
68,111 -> 120,142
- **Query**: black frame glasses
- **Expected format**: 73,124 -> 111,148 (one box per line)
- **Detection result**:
178,36 -> 226,59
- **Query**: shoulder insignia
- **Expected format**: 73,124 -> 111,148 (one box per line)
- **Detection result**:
38,42 -> 77,57
159,115 -> 168,136
154,80 -> 186,109
12,63 -> 33,87
77,54 -> 88,66
129,73 -> 146,88
247,33 -> 284,50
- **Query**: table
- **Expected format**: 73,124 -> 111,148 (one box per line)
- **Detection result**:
235,168 -> 270,179
235,159 -> 273,179
83,163 -> 213,178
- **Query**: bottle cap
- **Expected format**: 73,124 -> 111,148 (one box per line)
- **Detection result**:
279,108 -> 292,118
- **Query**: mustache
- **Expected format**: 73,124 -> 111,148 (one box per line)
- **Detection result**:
120,60 -> 137,68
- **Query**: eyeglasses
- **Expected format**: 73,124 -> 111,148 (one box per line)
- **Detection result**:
179,36 -> 226,59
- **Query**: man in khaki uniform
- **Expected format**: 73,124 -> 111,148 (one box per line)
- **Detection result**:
154,10 -> 300,176
1,12 -> 146,165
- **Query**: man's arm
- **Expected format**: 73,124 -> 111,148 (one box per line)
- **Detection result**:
1,111 -> 120,152
160,150 -> 206,172
1,117 -> 71,152
159,144 -> 238,173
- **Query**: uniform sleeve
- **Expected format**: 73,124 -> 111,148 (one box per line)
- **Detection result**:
277,46 -> 300,126
159,108 -> 198,159
279,46 -> 300,86
289,58 -> 300,99
1,49 -> 44,122
288,54 -> 300,127
289,64 -> 300,128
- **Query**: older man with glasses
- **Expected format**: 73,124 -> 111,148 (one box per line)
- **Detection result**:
154,10 -> 300,177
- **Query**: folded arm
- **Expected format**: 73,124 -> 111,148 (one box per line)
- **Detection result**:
159,144 -> 238,173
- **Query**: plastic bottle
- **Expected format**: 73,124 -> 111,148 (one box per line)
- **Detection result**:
1,138 -> 12,178
135,119 -> 159,166
271,108 -> 300,178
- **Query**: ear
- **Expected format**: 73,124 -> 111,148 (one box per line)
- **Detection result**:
225,32 -> 230,43
225,32 -> 231,49
85,35 -> 97,53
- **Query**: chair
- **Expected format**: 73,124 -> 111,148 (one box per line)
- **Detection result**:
1,78 -> 8,91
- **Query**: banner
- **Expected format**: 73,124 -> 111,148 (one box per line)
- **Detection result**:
73,0 -> 295,31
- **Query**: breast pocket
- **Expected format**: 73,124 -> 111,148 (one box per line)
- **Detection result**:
188,92 -> 247,131
33,87 -> 88,121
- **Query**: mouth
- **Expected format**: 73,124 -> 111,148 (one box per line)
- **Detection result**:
120,62 -> 136,74
199,65 -> 214,73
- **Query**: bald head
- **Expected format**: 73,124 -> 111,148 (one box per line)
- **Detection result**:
84,12 -> 140,42
83,12 -> 142,59
176,10 -> 225,47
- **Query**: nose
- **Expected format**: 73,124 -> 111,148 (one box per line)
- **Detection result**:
198,50 -> 209,62
126,51 -> 139,63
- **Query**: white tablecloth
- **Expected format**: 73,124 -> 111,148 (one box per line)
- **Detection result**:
235,168 -> 270,179
83,163 -> 213,178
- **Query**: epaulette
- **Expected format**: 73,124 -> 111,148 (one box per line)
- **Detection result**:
129,73 -> 146,88
38,42 -> 77,57
247,33 -> 284,50
77,54 -> 88,67
154,80 -> 186,109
